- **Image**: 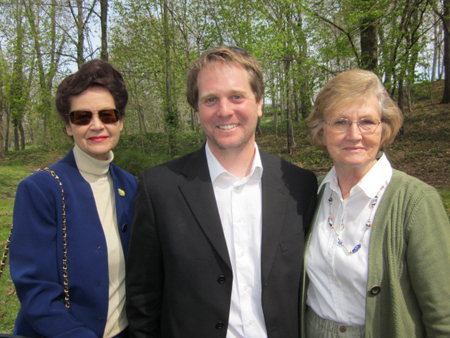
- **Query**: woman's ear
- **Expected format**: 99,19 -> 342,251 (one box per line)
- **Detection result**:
65,123 -> 73,136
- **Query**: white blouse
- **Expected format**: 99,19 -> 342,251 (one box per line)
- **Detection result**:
306,153 -> 392,326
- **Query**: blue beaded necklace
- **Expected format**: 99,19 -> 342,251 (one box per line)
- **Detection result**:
328,186 -> 384,254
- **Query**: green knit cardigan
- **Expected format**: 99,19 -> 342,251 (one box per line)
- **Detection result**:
301,169 -> 450,338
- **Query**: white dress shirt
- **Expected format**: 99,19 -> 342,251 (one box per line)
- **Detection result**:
73,145 -> 127,337
306,153 -> 392,326
205,142 -> 268,338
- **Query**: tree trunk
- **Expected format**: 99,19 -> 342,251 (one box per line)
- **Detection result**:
5,106 -> 10,153
271,70 -> 278,138
76,0 -> 85,67
284,58 -> 294,155
398,78 -> 404,114
432,17 -> 439,82
256,117 -> 262,136
0,110 -> 4,160
441,0 -> 450,103
10,3 -> 27,149
20,122 -> 25,150
13,121 -> 19,151
360,0 -> 378,70
100,0 -> 108,61
24,0 -> 63,143
397,78 -> 405,135
0,61 -> 5,160
162,0 -> 178,155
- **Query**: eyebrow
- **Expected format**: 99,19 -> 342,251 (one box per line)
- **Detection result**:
200,89 -> 248,99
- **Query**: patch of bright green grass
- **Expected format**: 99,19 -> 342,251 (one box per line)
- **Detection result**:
0,165 -> 32,334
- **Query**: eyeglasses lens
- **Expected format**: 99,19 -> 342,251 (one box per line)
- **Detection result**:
328,118 -> 380,133
69,109 -> 119,125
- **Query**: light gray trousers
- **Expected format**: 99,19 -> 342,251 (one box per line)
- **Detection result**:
306,307 -> 366,338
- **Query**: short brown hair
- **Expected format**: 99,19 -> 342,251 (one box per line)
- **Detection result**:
186,46 -> 264,111
306,69 -> 403,150
56,59 -> 128,124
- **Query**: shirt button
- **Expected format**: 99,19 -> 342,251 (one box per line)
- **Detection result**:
370,285 -> 381,295
339,326 -> 346,333
249,320 -> 254,325
217,275 -> 226,284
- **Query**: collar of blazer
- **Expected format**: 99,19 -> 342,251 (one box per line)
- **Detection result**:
179,146 -> 292,283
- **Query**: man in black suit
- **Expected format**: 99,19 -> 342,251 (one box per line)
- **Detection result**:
126,46 -> 317,338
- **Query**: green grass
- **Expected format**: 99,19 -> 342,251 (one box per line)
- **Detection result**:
0,164 -> 34,333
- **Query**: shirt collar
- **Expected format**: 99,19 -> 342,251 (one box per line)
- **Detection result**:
73,144 -> 113,176
318,152 -> 392,199
205,142 -> 263,183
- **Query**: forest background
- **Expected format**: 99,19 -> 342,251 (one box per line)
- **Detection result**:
1,0 -> 450,159
0,0 -> 449,333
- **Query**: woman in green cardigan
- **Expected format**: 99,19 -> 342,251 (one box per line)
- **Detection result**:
302,69 -> 450,338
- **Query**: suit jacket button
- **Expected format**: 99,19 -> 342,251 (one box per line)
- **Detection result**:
217,275 -> 226,284
121,224 -> 127,232
215,321 -> 224,330
370,285 -> 381,295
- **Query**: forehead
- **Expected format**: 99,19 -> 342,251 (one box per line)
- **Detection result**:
198,63 -> 250,87
327,95 -> 381,119
69,86 -> 115,108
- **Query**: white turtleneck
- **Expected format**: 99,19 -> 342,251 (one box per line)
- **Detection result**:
73,145 -> 127,337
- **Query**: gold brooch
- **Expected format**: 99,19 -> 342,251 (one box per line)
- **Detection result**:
118,188 -> 125,197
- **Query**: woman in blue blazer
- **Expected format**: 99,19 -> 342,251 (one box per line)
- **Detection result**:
9,60 -> 137,338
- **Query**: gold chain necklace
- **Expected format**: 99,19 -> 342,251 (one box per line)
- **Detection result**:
328,186 -> 384,254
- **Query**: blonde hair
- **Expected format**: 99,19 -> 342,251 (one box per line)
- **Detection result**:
306,69 -> 403,150
186,46 -> 264,111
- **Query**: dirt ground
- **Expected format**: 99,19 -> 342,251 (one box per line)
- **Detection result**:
387,82 -> 449,189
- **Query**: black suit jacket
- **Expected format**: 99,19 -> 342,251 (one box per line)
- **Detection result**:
126,146 -> 317,338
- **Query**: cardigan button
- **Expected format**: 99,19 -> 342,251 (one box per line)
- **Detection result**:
215,321 -> 224,330
339,326 -> 347,333
217,275 -> 226,284
121,224 -> 128,232
370,285 -> 381,295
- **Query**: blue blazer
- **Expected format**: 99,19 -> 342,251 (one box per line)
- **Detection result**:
10,149 -> 137,338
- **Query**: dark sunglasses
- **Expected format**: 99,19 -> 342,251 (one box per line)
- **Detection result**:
68,109 -> 120,126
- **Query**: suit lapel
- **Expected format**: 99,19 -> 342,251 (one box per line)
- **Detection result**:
260,151 -> 288,284
179,147 -> 232,270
